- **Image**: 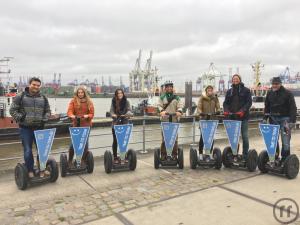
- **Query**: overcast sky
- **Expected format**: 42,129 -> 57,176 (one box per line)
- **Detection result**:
0,0 -> 299,89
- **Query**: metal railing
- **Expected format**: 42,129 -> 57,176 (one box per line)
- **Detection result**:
0,115 -> 299,163
0,117 -> 200,162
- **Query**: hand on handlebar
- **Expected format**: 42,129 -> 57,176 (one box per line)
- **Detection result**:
236,111 -> 245,118
160,111 -> 166,117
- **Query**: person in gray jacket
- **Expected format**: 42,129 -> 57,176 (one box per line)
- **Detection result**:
10,77 -> 51,178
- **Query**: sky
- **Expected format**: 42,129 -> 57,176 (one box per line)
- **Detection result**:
0,0 -> 299,90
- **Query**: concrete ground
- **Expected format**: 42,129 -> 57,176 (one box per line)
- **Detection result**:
0,131 -> 299,225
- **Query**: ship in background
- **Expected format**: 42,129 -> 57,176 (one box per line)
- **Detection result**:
278,67 -> 300,96
0,57 -> 70,139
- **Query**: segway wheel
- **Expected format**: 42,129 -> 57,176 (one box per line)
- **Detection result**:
60,153 -> 68,177
86,151 -> 94,173
247,149 -> 258,172
104,150 -> 113,174
257,150 -> 269,173
222,146 -> 233,168
189,148 -> 197,169
128,149 -> 137,171
178,147 -> 184,169
47,158 -> 59,183
15,163 -> 28,190
284,154 -> 299,179
154,148 -> 160,169
213,147 -> 222,170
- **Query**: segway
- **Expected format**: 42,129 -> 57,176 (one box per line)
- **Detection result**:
104,115 -> 137,173
154,113 -> 184,169
258,114 -> 299,179
190,113 -> 222,169
222,113 -> 258,171
15,128 -> 59,190
60,116 -> 94,177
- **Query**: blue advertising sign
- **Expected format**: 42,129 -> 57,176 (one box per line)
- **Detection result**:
34,128 -> 56,171
223,120 -> 241,154
70,127 -> 90,165
161,122 -> 180,156
114,124 -> 133,160
259,123 -> 280,161
199,120 -> 218,154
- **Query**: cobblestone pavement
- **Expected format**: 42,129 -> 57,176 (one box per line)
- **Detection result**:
0,133 -> 299,225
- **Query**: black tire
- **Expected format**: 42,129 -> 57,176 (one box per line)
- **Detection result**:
189,148 -> 198,169
258,150 -> 269,173
213,147 -> 222,170
178,147 -> 184,169
15,163 -> 28,190
247,149 -> 258,172
47,158 -> 59,183
284,154 -> 299,179
222,146 -> 233,168
60,153 -> 68,177
154,148 -> 160,169
128,149 -> 137,171
86,151 -> 94,173
104,150 -> 113,174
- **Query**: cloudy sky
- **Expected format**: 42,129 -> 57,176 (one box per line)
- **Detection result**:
0,0 -> 299,89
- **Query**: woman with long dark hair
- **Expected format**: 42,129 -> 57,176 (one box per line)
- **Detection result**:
110,88 -> 133,163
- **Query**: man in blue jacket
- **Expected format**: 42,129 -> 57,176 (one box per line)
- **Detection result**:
223,74 -> 252,160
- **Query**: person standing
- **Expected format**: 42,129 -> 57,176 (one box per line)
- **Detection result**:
67,86 -> 94,167
197,85 -> 220,155
10,77 -> 51,177
157,80 -> 183,159
264,77 -> 297,161
110,88 -> 133,163
223,74 -> 252,160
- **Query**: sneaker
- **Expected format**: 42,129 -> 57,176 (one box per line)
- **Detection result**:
199,154 -> 203,161
28,172 -> 34,178
172,155 -> 178,161
114,158 -> 120,164
39,171 -> 45,178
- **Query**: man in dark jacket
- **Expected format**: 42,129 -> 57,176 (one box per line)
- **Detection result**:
264,77 -> 297,161
223,74 -> 252,160
10,77 -> 51,178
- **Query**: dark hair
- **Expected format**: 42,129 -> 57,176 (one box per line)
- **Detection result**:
113,88 -> 127,114
29,77 -> 41,84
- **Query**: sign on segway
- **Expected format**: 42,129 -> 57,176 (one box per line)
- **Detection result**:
114,124 -> 133,160
161,122 -> 180,156
223,120 -> 241,155
259,123 -> 280,162
199,120 -> 218,155
70,127 -> 90,166
34,128 -> 56,171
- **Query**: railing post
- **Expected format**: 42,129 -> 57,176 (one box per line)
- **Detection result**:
140,116 -> 148,154
192,116 -> 196,145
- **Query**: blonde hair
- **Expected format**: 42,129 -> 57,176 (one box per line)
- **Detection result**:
73,86 -> 93,110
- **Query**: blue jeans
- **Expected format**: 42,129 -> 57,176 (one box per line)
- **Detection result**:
19,127 -> 37,172
241,120 -> 249,158
270,116 -> 291,159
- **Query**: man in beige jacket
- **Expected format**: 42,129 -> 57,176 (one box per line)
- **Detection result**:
157,80 -> 183,159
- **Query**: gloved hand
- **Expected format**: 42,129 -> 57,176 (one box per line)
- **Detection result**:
262,116 -> 268,124
223,111 -> 230,117
215,111 -> 221,115
236,111 -> 245,118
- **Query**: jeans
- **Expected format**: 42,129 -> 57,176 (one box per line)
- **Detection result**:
270,116 -> 291,159
199,134 -> 214,154
69,141 -> 89,161
19,127 -> 37,172
241,120 -> 249,158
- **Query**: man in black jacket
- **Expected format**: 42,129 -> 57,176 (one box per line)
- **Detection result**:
264,77 -> 297,161
10,77 -> 51,178
223,74 -> 252,160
